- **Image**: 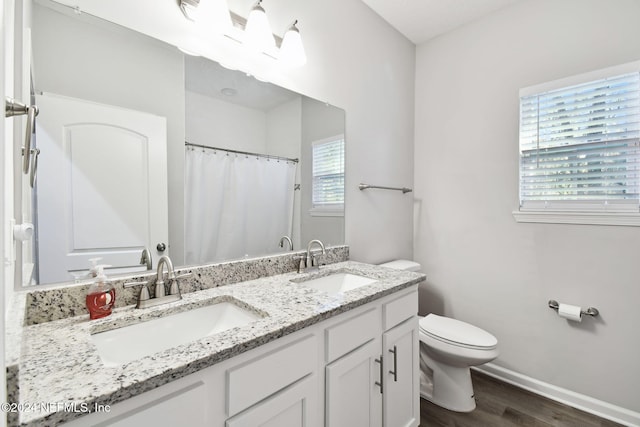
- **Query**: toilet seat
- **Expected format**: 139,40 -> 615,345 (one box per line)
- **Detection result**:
420,314 -> 497,350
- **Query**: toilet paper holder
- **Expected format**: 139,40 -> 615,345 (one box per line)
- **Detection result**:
548,300 -> 599,317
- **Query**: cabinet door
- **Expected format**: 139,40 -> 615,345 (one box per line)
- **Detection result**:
64,380 -> 211,427
383,316 -> 420,427
325,338 -> 382,427
226,375 -> 318,427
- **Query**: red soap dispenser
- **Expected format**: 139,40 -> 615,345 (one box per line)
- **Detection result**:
86,265 -> 115,320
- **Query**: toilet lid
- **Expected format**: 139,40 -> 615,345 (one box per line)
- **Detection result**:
419,314 -> 498,350
379,260 -> 421,272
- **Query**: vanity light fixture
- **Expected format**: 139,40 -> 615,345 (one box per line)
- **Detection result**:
243,0 -> 275,53
178,0 -> 306,67
180,0 -> 232,34
179,0 -> 198,20
279,20 -> 307,67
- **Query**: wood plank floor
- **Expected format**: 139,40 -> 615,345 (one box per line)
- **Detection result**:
420,371 -> 624,427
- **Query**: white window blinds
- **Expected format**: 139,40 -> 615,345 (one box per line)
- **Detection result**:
519,71 -> 640,212
312,136 -> 344,212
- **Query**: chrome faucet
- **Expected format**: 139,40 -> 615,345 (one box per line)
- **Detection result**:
301,239 -> 325,273
134,255 -> 191,309
155,255 -> 175,298
140,248 -> 152,270
279,236 -> 293,251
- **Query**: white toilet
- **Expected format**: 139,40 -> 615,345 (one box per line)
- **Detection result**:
379,260 -> 499,412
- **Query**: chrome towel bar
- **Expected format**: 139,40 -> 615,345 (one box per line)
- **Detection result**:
548,300 -> 599,317
359,183 -> 412,194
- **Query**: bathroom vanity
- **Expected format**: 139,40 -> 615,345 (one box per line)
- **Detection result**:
6,259 -> 424,426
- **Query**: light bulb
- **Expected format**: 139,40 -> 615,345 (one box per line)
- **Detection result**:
280,21 -> 306,67
196,0 -> 232,35
244,1 -> 275,53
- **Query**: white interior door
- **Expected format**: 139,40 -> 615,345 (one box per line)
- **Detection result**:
35,93 -> 168,283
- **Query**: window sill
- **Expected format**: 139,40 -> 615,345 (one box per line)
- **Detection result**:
309,208 -> 344,218
512,210 -> 640,226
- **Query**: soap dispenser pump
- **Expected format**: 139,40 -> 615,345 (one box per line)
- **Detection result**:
88,257 -> 102,278
86,265 -> 115,320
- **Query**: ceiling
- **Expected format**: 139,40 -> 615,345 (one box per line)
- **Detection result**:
186,1 -> 529,108
361,0 -> 524,45
185,56 -> 301,111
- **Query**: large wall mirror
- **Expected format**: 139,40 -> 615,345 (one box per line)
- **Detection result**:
21,0 -> 345,286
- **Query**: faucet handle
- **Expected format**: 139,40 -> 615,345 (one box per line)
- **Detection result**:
168,281 -> 180,296
124,280 -> 149,288
139,285 -> 150,301
293,255 -> 306,273
311,253 -> 323,267
134,284 -> 151,309
166,272 -> 191,296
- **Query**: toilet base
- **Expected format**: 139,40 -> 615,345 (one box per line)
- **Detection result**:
420,344 -> 477,412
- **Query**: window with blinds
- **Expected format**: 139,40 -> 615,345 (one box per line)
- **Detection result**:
311,135 -> 344,214
519,71 -> 640,213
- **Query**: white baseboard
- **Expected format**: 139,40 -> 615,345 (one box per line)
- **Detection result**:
473,363 -> 640,427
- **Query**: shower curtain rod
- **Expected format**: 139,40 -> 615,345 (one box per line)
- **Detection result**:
185,142 -> 299,163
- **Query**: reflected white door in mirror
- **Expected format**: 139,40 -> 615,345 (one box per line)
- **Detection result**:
34,93 -> 168,284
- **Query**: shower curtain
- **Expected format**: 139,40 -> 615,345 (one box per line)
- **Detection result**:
184,147 -> 297,265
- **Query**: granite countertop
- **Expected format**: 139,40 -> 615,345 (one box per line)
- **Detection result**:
11,261 -> 425,426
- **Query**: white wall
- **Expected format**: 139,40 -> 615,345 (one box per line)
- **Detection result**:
414,0 -> 640,415
266,98 -> 302,249
56,0 -> 416,264
266,97 -> 301,159
186,91 -> 267,154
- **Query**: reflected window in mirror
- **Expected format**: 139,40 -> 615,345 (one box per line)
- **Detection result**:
311,135 -> 345,217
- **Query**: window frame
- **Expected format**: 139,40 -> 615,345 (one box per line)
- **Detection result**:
309,134 -> 345,217
513,60 -> 640,226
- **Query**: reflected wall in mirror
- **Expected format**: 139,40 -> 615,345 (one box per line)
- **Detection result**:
23,0 -> 345,286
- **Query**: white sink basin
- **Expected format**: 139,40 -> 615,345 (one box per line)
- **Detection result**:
91,301 -> 262,366
297,272 -> 378,295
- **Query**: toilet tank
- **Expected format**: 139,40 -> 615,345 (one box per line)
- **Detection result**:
379,260 -> 421,272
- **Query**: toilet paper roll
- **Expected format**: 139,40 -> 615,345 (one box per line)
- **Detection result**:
558,303 -> 582,322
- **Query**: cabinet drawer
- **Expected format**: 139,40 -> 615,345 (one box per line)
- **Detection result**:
383,290 -> 418,331
227,334 -> 317,417
226,375 -> 318,427
325,307 -> 379,363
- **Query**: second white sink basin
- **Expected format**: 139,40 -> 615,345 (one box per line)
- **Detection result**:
91,301 -> 263,366
296,272 -> 378,295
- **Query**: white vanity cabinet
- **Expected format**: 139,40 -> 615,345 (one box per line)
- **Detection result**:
382,317 -> 420,427
225,334 -> 319,427
324,288 -> 420,427
63,331 -> 318,427
62,286 -> 418,427
225,374 -> 318,427
325,337 -> 383,427
382,293 -> 421,427
62,372 -> 220,427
